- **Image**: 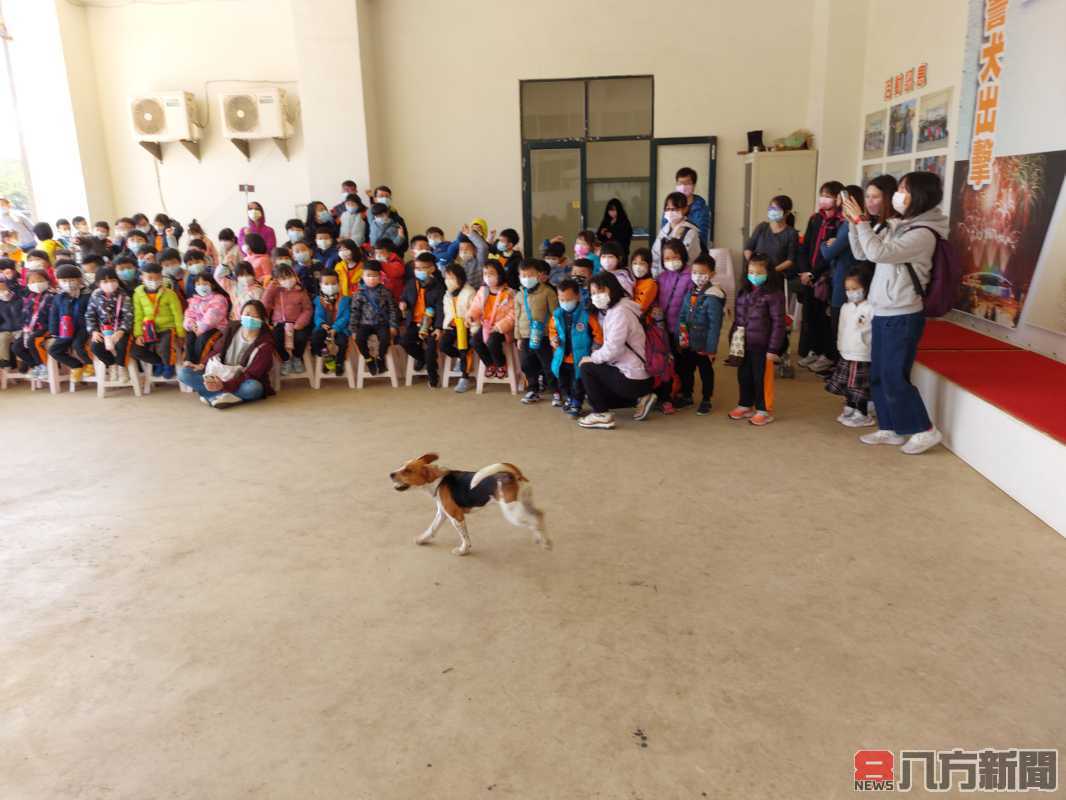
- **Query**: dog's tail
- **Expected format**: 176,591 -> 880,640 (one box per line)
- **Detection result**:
471,462 -> 528,488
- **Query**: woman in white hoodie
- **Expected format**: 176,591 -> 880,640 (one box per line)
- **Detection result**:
844,171 -> 945,455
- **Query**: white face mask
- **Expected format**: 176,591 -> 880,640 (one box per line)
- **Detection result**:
676,183 -> 694,197
279,279 -> 296,290
321,283 -> 339,296
238,276 -> 253,286
591,292 -> 610,310
339,250 -> 352,261
892,191 -> 909,215
846,289 -> 865,304
248,209 -> 262,221
519,275 -> 538,289
195,284 -> 211,297
363,276 -> 380,287
427,237 -> 441,248
600,256 -> 618,271
632,263 -> 649,278
664,209 -> 683,225
664,259 -> 683,272
83,272 -> 96,285
143,279 -> 162,291
692,273 -> 711,287
100,281 -> 118,294
28,282 -> 47,294
59,280 -> 78,293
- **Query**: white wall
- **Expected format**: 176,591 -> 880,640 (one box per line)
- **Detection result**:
361,0 -> 816,253
85,0 -> 311,241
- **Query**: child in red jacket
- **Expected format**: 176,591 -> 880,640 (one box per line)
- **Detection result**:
372,240 -> 406,303
262,264 -> 312,374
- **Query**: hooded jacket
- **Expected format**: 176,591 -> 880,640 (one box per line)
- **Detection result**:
848,208 -> 949,317
48,290 -> 91,337
732,285 -> 786,355
466,285 -> 516,342
678,284 -> 726,355
589,298 -> 649,381
656,267 -> 693,338
238,214 -> 277,254
261,282 -> 313,328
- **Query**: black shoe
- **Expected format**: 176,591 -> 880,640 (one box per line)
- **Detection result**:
428,376 -> 439,389
335,361 -> 345,377
414,359 -> 426,373
697,400 -> 712,415
673,394 -> 694,410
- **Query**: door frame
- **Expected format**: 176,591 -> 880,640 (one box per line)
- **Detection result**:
522,140 -> 587,254
649,136 -> 718,243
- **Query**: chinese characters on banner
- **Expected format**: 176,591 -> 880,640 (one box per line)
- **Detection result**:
967,0 -> 1008,189
883,63 -> 929,101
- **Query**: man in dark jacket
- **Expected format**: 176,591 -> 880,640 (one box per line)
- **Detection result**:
400,251 -> 445,387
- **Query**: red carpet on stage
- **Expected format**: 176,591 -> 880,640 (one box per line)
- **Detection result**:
916,349 -> 1066,445
918,319 -> 1019,351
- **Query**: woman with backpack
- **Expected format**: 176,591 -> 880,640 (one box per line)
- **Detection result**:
843,171 -> 946,455
576,272 -> 657,430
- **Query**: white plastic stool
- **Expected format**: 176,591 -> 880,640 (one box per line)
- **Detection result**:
355,348 -> 399,389
46,356 -> 80,394
440,352 -> 475,388
93,357 -> 142,398
1,366 -> 46,391
313,348 -> 356,389
405,351 -> 447,387
475,342 -> 519,395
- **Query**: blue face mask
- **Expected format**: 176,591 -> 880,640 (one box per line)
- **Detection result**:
287,230 -> 302,243
748,273 -> 768,287
128,241 -> 142,253
560,299 -> 578,312
117,268 -> 136,282
520,276 -> 538,289
496,240 -> 508,253
137,258 -> 151,268
316,210 -> 330,223
414,269 -> 428,282
768,208 -> 785,222
240,314 -> 262,330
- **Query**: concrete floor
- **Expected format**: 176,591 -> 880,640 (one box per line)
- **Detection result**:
1,368 -> 1064,800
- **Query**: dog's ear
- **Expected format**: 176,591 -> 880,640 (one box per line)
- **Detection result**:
418,452 -> 440,465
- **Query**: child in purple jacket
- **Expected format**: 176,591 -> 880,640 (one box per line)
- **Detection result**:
728,253 -> 786,426
652,238 -> 693,413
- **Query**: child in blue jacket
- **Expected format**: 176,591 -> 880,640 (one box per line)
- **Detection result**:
549,279 -> 602,416
310,271 -> 351,375
47,264 -> 93,379
677,254 -> 726,415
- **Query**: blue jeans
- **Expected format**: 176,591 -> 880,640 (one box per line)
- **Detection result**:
178,367 -> 264,404
870,313 -> 931,436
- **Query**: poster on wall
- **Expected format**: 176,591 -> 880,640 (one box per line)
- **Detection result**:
949,151 -> 1066,328
888,100 -> 916,156
886,160 -> 912,182
917,89 -> 952,151
862,163 -> 883,187
863,110 -> 886,159
916,155 -> 947,181
952,0 -> 1066,331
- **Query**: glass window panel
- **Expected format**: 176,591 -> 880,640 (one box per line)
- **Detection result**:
530,148 -> 582,252
587,140 -> 650,180
588,180 -> 652,240
521,81 -> 584,140
588,77 -> 653,138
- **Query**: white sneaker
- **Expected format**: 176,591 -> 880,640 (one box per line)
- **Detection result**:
836,407 -> 856,424
797,351 -> 818,367
279,360 -> 292,376
807,355 -> 834,372
901,427 -> 943,455
632,392 -> 657,421
210,392 -> 242,409
842,414 -> 877,428
860,429 -> 907,446
578,412 -> 615,429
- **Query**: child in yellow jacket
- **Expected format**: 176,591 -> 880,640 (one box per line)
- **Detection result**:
131,263 -> 185,378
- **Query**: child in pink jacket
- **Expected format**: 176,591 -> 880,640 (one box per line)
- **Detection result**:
465,261 -> 516,378
262,264 -> 312,374
183,274 -> 232,364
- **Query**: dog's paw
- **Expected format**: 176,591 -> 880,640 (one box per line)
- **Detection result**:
415,533 -> 433,545
451,546 -> 471,556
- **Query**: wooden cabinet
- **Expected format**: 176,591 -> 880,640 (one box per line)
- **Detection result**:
742,150 -> 818,244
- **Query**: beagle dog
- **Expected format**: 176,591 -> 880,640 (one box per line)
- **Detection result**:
389,453 -> 551,556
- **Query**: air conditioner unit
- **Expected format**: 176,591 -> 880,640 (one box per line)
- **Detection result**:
219,87 -> 294,140
129,91 -> 199,143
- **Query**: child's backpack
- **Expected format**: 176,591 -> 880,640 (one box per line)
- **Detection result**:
904,226 -> 962,317
626,311 -> 674,389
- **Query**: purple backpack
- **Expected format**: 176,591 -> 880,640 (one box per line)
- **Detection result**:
905,225 -> 963,317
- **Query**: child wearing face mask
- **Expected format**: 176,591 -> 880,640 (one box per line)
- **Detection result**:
597,241 -> 632,296
652,239 -> 693,413
217,228 -> 240,269
400,252 -> 445,388
47,264 -> 93,380
113,255 -> 140,293
242,232 -> 274,285
728,254 -> 786,426
349,261 -> 400,375
0,276 -> 23,369
439,263 -> 477,393
426,226 -> 454,266
185,220 -> 218,265
182,274 -> 232,365
466,261 -> 515,379
223,262 -> 264,319
158,249 -> 187,310
11,269 -> 55,378
312,228 -> 339,271
333,240 -> 364,296
550,278 -> 603,416
181,249 -> 209,298
629,248 -> 658,318
568,260 -> 593,306
284,219 -> 307,249
239,203 -> 276,253
21,250 -> 56,287
1,230 -> 25,269
543,241 -> 569,287
79,253 -> 103,290
453,228 -> 486,289
55,219 -> 73,250
262,265 -> 312,375
515,258 -> 560,405
652,192 -> 701,274
0,259 -> 22,294
311,272 -> 352,376
825,267 -> 874,427
131,263 -> 186,379
677,254 -> 726,415
489,228 -> 523,290
33,223 -> 61,263
338,194 -> 368,246
574,230 -> 601,272
372,240 -> 406,302
86,267 -> 134,377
